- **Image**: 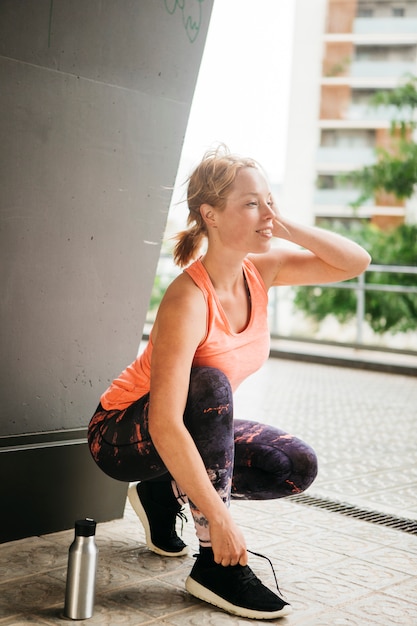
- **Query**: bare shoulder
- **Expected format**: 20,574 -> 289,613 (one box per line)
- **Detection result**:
162,271 -> 206,313
152,271 -> 206,348
248,249 -> 287,289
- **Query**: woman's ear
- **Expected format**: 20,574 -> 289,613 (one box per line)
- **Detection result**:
199,203 -> 217,228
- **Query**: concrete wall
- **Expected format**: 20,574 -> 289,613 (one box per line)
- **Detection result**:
0,0 -> 213,541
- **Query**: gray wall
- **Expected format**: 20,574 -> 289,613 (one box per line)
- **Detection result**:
0,0 -> 213,541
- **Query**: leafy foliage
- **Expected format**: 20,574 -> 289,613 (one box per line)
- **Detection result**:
299,77 -> 417,335
343,75 -> 417,207
293,223 -> 417,334
369,74 -> 417,126
347,141 -> 417,207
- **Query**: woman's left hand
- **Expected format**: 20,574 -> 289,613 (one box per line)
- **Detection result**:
271,212 -> 291,240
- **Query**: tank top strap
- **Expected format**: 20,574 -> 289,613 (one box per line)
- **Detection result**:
183,258 -> 212,297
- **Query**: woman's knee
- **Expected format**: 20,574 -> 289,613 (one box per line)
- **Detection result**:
288,442 -> 318,493
187,367 -> 233,416
233,420 -> 318,497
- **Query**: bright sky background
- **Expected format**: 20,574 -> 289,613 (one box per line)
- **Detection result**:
176,0 -> 295,198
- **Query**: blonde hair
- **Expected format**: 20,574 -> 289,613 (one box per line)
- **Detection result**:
173,145 -> 259,267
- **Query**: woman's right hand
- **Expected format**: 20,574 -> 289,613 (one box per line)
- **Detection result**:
209,511 -> 248,567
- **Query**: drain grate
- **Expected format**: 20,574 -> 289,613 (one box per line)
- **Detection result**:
290,493 -> 417,536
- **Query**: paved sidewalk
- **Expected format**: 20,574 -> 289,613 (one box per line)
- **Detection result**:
1,359 -> 416,625
234,357 -> 417,521
269,338 -> 417,376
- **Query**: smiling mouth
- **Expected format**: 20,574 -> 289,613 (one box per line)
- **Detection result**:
256,228 -> 272,236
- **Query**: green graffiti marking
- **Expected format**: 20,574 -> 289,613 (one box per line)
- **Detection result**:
164,0 -> 204,43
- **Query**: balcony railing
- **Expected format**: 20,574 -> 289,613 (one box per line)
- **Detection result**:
269,264 -> 417,351
344,103 -> 404,121
314,188 -> 372,205
354,17 -> 417,35
316,146 -> 376,167
350,60 -> 416,78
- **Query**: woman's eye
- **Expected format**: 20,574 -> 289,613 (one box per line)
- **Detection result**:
248,202 -> 258,207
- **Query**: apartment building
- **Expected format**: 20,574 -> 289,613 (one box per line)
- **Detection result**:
282,0 -> 417,228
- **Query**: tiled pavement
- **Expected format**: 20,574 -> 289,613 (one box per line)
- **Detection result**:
1,356 -> 417,625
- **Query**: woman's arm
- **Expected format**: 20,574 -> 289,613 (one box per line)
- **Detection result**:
252,213 -> 371,288
148,274 -> 247,566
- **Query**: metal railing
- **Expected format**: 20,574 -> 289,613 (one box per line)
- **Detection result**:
269,264 -> 417,351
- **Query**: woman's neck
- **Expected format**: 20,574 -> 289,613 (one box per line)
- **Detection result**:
200,252 -> 247,292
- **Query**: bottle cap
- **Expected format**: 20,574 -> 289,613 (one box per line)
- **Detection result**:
74,518 -> 96,537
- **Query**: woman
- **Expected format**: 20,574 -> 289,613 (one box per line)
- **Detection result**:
88,146 -> 371,620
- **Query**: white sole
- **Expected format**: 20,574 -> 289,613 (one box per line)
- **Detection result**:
185,575 -> 292,620
127,483 -> 188,557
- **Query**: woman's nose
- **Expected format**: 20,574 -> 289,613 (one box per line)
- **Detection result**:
262,202 -> 275,218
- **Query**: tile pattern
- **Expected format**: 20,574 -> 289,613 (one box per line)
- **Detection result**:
234,359 -> 417,520
1,359 -> 417,625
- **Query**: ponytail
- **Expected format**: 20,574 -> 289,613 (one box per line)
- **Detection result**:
173,217 -> 207,268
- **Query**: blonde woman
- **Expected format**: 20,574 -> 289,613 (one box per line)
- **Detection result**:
88,146 -> 370,619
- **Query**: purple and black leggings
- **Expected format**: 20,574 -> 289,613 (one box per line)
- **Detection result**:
88,366 -> 318,545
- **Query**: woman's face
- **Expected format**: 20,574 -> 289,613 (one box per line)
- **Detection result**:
210,167 -> 276,254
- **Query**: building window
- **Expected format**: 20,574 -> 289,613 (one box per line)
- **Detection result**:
351,88 -> 379,107
321,129 -> 375,149
392,7 -> 405,16
316,174 -> 356,191
317,175 -> 336,190
355,44 -> 416,62
357,8 -> 373,17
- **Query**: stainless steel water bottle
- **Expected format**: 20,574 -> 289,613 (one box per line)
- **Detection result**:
64,518 -> 98,620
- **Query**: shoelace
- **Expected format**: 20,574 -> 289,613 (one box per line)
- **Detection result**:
247,549 -> 282,596
192,548 -> 284,597
176,508 -> 188,535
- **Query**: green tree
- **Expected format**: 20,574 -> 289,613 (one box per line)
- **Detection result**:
293,76 -> 417,337
345,74 -> 417,207
293,223 -> 417,334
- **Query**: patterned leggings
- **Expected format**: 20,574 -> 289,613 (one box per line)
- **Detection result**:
88,367 -> 318,544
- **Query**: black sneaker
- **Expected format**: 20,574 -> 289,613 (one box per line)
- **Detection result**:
128,482 -> 188,557
185,554 -> 292,620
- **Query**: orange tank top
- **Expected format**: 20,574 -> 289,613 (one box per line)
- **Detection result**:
100,258 -> 270,410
